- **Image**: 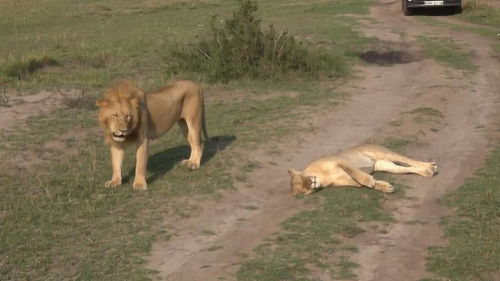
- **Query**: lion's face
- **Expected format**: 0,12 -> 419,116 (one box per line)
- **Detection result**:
104,104 -> 138,142
288,169 -> 315,195
97,85 -> 141,143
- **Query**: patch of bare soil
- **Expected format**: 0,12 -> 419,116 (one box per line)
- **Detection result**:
0,89 -> 97,168
0,89 -> 84,134
350,0 -> 500,280
146,1 -> 500,280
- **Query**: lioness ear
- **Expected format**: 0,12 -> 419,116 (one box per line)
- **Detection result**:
288,169 -> 300,177
96,99 -> 109,108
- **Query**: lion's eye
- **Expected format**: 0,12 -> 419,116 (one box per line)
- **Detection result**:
112,113 -> 118,118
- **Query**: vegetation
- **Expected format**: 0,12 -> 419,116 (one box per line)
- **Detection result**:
0,79 -> 345,280
425,146 -> 500,281
417,36 -> 477,72
460,0 -> 500,28
4,56 -> 59,80
0,0 -> 380,279
167,0 -> 346,82
0,0 -> 372,91
237,188 -> 391,281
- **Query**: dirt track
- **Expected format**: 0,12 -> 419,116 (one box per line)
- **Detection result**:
146,0 -> 500,280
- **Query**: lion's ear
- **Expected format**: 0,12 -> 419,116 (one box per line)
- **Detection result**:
96,99 -> 109,108
288,169 -> 300,177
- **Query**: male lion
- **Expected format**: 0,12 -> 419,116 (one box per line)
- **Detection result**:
288,144 -> 437,195
96,80 -> 209,190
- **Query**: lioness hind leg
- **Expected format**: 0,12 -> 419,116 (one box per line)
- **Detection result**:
369,148 -> 437,176
374,160 -> 435,177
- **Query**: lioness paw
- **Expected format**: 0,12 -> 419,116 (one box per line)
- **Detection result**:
420,166 -> 436,177
374,181 -> 395,193
105,179 -> 122,188
430,162 -> 438,175
133,180 -> 147,191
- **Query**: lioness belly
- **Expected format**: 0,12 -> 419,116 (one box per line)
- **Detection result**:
335,151 -> 375,174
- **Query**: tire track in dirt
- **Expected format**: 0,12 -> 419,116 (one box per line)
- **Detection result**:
350,1 -> 500,280
146,61 -> 454,280
146,1 -> 499,280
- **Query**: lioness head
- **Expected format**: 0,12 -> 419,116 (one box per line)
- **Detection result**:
288,169 -> 317,196
96,81 -> 143,143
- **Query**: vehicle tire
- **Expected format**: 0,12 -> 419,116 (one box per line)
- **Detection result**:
402,0 -> 412,16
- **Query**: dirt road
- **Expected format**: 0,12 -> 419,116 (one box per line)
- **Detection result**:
146,1 -> 500,280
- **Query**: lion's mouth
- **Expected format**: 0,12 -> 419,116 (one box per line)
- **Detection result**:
112,132 -> 127,141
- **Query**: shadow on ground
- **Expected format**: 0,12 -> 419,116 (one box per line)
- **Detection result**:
123,135 -> 236,184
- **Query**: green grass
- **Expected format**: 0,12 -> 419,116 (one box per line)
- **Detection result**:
406,107 -> 444,126
425,145 -> 500,281
0,0 -> 235,90
407,107 -> 444,118
167,0 -> 350,82
0,0 -> 373,91
236,188 -> 391,280
418,0 -> 500,29
0,0 -> 380,280
380,135 -> 424,153
4,55 -> 60,80
460,0 -> 500,28
0,76 -> 348,281
417,36 -> 477,72
417,16 -> 499,40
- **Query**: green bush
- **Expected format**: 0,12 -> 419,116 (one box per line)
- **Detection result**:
4,56 -> 59,80
167,0 -> 344,82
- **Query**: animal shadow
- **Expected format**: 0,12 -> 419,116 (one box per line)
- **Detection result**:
124,135 -> 236,185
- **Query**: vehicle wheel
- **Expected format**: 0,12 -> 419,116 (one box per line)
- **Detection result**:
402,0 -> 412,16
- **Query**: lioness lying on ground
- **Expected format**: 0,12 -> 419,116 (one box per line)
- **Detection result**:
288,144 -> 437,195
96,80 -> 209,190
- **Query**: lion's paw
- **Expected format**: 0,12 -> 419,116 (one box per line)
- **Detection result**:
181,159 -> 200,170
133,179 -> 147,191
105,179 -> 122,188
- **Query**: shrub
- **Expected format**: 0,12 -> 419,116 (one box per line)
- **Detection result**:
4,56 -> 59,80
166,0 -> 344,82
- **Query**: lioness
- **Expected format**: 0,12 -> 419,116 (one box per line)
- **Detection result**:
288,144 -> 437,195
96,80 -> 209,190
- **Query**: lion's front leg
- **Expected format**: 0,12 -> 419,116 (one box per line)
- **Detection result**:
133,138 -> 149,190
105,145 -> 124,188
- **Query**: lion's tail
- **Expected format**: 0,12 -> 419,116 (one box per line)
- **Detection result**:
201,103 -> 211,142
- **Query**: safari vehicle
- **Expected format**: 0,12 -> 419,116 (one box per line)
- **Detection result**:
402,0 -> 462,15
